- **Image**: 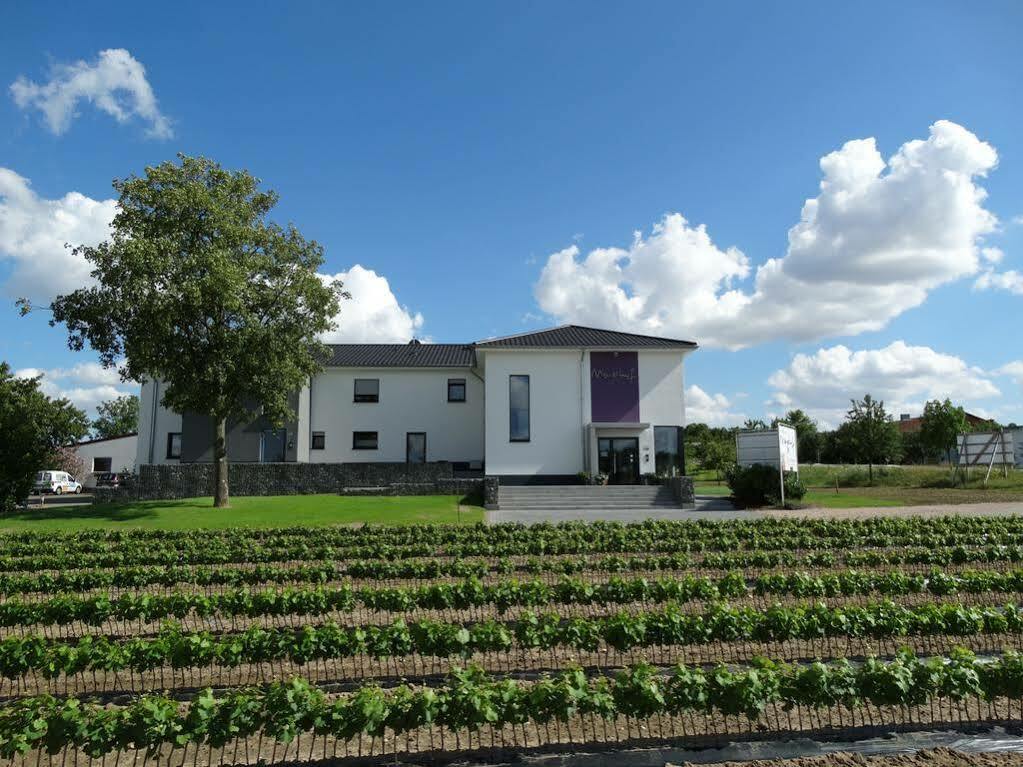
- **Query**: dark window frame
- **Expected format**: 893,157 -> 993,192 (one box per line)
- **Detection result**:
166,432 -> 182,460
352,431 -> 379,450
509,374 -> 530,442
92,457 -> 113,473
311,432 -> 326,450
447,378 -> 466,403
353,378 -> 380,403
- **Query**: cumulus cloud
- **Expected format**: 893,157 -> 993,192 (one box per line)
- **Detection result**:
996,361 -> 1023,387
766,341 -> 1001,428
535,121 -> 999,348
0,168 -> 114,300
974,269 -> 1023,296
685,384 -> 747,427
15,363 -> 134,415
319,264 -> 425,343
11,49 -> 172,138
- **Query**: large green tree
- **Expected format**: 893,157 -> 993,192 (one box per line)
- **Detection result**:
844,394 -> 902,483
92,394 -> 140,439
0,363 -> 89,511
41,155 -> 346,508
772,409 -> 820,463
919,398 -> 967,471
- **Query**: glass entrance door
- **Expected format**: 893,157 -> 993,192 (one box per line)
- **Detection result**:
260,429 -> 287,463
597,437 -> 640,484
406,432 -> 426,464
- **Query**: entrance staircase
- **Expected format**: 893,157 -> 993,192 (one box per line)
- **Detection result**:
496,484 -> 679,512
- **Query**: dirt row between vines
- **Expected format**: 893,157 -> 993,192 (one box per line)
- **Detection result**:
8,697 -> 1023,767
5,588 -> 1019,641
5,630 -> 1021,698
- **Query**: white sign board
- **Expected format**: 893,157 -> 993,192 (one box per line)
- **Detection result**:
736,426 -> 799,474
957,431 -> 1014,466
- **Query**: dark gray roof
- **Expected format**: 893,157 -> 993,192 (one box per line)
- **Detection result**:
476,324 -> 697,349
324,342 -> 475,368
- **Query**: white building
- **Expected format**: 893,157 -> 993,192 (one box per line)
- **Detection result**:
136,325 -> 696,483
75,433 -> 138,487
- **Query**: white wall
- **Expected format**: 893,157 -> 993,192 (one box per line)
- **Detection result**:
483,350 -> 587,477
308,368 -> 484,463
136,379 -> 182,466
76,435 -> 138,487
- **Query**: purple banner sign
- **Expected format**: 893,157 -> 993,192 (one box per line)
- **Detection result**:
590,351 -> 640,423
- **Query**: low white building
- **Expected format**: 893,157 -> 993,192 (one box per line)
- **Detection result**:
136,325 -> 696,483
75,433 -> 138,487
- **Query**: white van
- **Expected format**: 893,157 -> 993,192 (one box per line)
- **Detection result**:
33,471 -> 83,495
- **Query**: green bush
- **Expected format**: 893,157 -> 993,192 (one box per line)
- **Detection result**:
726,464 -> 805,508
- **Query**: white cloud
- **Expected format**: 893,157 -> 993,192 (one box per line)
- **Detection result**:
319,264 -> 425,343
0,168 -> 115,300
974,269 -> 1023,296
766,341 -> 1001,428
534,121 -> 999,348
14,363 -> 134,415
11,49 -> 172,138
996,361 -> 1023,387
685,384 -> 747,427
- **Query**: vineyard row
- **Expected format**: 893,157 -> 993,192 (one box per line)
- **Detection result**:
2,650 -> 1021,759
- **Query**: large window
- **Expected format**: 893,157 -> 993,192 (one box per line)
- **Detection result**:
166,432 -> 182,460
509,375 -> 530,442
92,457 -> 112,473
354,379 -> 379,403
654,426 -> 684,477
352,431 -> 379,450
447,378 -> 466,402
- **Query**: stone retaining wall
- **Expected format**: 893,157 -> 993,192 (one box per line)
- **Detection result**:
121,462 -> 462,501
667,476 -> 696,508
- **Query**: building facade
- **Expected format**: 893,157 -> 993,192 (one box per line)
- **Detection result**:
74,433 -> 138,488
136,325 -> 696,483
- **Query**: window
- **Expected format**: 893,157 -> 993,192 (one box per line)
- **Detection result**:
92,457 -> 112,473
354,379 -> 379,403
311,432 -> 325,450
509,375 -> 530,442
654,426 -> 684,477
447,378 -> 466,402
352,431 -> 378,450
166,432 -> 182,460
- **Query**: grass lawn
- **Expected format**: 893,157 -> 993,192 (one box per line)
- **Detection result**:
0,494 -> 484,531
693,483 -> 731,496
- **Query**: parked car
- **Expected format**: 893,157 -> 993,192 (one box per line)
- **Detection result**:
94,472 -> 129,488
33,471 -> 83,495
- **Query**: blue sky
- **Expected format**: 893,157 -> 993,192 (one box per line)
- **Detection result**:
1,1 -> 1021,428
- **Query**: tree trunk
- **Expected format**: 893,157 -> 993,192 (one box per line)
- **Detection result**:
214,416 -> 230,508
868,461 -> 873,485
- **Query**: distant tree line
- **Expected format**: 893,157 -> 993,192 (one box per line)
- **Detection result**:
686,396 -> 1009,481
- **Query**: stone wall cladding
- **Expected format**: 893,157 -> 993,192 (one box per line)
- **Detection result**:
129,462 -> 457,501
667,476 -> 696,508
482,477 -> 500,510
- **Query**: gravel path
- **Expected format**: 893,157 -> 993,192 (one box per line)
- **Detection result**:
487,500 -> 1023,524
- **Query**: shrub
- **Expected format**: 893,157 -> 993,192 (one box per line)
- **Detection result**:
726,464 -> 805,508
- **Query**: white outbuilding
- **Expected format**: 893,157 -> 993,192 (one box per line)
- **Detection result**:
74,433 -> 138,488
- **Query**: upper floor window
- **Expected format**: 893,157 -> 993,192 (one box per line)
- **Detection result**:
166,432 -> 182,460
311,432 -> 326,450
447,378 -> 466,402
509,375 -> 530,442
354,379 -> 379,403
